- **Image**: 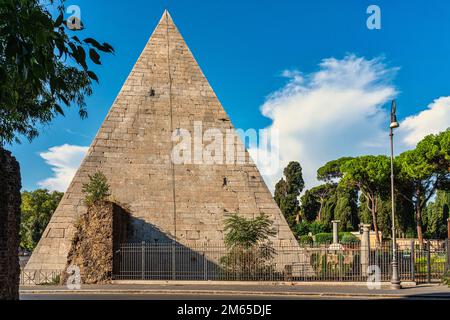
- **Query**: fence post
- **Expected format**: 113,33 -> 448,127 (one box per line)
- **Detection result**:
203,243 -> 207,281
141,241 -> 145,280
172,242 -> 176,280
410,240 -> 415,283
426,240 -> 431,283
446,239 -> 450,273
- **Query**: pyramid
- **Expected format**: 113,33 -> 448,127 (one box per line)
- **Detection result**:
26,11 -> 298,271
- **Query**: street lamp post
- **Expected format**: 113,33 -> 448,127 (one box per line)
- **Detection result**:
390,100 -> 401,290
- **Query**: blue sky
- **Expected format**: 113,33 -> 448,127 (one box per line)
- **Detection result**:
9,0 -> 450,192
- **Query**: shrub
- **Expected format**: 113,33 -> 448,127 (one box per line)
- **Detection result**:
339,232 -> 360,245
415,254 -> 447,273
309,221 -> 328,235
298,235 -> 313,246
82,172 -> 110,206
293,221 -> 310,238
314,233 -> 333,244
224,213 -> 276,249
221,213 -> 277,280
220,245 -> 276,280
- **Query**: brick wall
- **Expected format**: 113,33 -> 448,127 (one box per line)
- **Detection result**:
0,148 -> 21,300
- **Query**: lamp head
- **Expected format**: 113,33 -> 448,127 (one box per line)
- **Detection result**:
390,100 -> 400,129
390,121 -> 399,129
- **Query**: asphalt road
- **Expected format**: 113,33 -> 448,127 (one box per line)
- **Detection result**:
19,283 -> 450,301
20,293 -> 367,300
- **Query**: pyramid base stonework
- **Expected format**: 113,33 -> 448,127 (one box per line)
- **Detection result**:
25,11 -> 300,273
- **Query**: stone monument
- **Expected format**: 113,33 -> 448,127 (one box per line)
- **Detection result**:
26,11 -> 299,273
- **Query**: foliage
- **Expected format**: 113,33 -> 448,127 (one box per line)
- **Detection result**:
311,232 -> 358,245
340,155 -> 391,244
317,157 -> 353,182
298,235 -> 313,246
314,233 -> 333,244
358,193 -> 413,240
220,245 -> 276,280
394,189 -> 417,238
292,220 -> 311,237
223,213 -> 276,249
292,220 -> 329,239
222,213 -> 277,280
334,186 -> 359,231
321,192 -> 337,226
299,189 -> 320,222
415,254 -> 447,273
273,179 -> 287,207
424,190 -> 449,239
300,183 -> 336,222
274,161 -> 304,227
279,194 -> 299,226
310,221 -> 329,235
0,0 -> 114,144
283,161 -> 305,195
287,128 -> 448,242
339,232 -> 360,245
341,155 -> 391,202
396,129 -> 450,243
81,172 -> 110,206
299,158 -> 360,232
310,251 -> 356,277
20,189 -> 63,251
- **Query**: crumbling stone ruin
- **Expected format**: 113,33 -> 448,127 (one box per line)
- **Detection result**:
0,148 -> 21,300
62,201 -> 129,284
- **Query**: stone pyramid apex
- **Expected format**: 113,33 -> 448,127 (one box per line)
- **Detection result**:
157,9 -> 175,27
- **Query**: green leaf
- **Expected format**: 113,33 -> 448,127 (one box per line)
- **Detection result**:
54,13 -> 64,27
84,37 -> 102,48
72,46 -> 87,70
72,36 -> 81,44
84,38 -> 114,53
89,48 -> 101,65
68,42 -> 77,55
54,104 -> 65,116
101,42 -> 115,53
87,71 -> 99,83
5,36 -> 19,60
60,95 -> 70,106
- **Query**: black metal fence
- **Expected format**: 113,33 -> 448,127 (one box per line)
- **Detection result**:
112,240 -> 450,283
20,269 -> 61,286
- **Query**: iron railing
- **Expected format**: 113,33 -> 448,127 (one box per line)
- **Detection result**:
19,240 -> 449,285
112,240 -> 449,283
20,269 -> 61,286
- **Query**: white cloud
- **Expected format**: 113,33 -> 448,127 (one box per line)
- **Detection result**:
253,54 -> 399,192
397,96 -> 450,147
254,55 -> 450,194
38,144 -> 88,192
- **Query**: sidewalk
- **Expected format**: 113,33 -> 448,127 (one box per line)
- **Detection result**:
20,282 -> 450,299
